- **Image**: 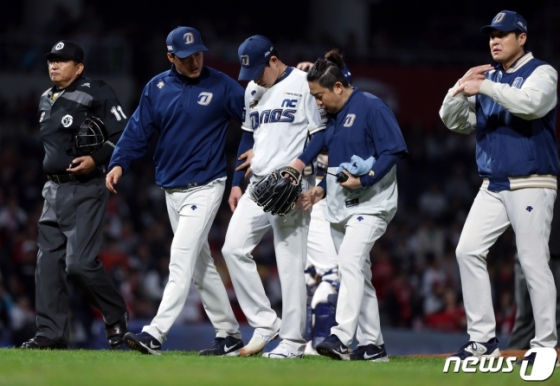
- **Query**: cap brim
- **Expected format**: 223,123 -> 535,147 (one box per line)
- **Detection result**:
45,52 -> 82,62
173,45 -> 208,59
238,64 -> 266,81
481,25 -> 518,34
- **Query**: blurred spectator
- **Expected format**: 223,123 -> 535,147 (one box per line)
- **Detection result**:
421,253 -> 447,316
418,182 -> 448,219
9,295 -> 35,347
384,270 -> 413,327
0,280 -> 13,342
425,288 -> 466,332
411,218 -> 445,264
371,245 -> 394,302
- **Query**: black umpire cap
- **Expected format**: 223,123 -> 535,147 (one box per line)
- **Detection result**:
45,40 -> 84,63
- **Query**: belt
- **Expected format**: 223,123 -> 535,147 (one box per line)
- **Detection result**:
47,167 -> 103,184
164,183 -> 200,194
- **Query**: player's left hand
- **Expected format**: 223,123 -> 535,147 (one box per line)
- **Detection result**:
67,155 -> 96,175
235,149 -> 253,179
297,186 -> 324,211
339,170 -> 362,190
452,78 -> 485,97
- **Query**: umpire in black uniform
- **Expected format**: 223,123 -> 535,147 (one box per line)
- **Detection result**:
21,41 -> 129,349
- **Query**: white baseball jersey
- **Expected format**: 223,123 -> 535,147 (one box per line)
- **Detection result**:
242,67 -> 326,176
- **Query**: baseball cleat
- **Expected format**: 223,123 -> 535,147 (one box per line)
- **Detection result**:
124,332 -> 162,355
240,331 -> 279,356
316,335 -> 350,360
262,340 -> 304,359
449,337 -> 500,360
349,344 -> 389,362
199,336 -> 244,356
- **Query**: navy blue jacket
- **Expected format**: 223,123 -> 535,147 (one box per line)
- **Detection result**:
109,65 -> 244,188
475,58 -> 559,190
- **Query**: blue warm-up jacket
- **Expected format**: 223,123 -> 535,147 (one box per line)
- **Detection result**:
109,65 -> 244,188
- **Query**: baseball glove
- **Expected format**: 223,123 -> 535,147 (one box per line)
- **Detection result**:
249,166 -> 302,216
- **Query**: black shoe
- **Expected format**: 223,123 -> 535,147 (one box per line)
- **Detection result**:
316,335 -> 349,360
21,336 -> 68,350
199,336 -> 244,356
123,332 -> 161,355
350,344 -> 389,362
105,313 -> 128,348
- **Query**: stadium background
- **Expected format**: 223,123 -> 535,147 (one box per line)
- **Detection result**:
0,0 -> 559,353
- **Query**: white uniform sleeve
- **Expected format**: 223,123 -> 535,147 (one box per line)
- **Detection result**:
478,64 -> 558,120
303,83 -> 327,134
439,80 -> 477,135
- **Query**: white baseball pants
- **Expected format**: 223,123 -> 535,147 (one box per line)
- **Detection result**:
222,191 -> 310,348
143,179 -> 241,342
329,214 -> 387,347
457,187 -> 557,348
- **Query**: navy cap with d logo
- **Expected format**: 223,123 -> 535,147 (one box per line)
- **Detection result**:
481,10 -> 528,34
237,35 -> 275,81
166,26 -> 208,58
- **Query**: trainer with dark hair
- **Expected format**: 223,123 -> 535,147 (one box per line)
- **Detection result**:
292,48 -> 408,361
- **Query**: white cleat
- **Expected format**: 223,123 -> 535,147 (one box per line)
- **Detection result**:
262,341 -> 304,359
240,331 -> 279,356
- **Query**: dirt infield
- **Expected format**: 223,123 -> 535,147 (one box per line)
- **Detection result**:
406,349 -> 560,359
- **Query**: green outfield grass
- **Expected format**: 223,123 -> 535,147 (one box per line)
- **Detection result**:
0,349 -> 558,386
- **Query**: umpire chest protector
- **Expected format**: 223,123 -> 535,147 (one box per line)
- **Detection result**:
38,76 -> 120,174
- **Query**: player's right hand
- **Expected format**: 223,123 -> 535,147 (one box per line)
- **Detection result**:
297,186 -> 325,211
106,166 -> 123,194
296,61 -> 314,72
228,186 -> 243,212
458,64 -> 493,85
235,148 -> 253,179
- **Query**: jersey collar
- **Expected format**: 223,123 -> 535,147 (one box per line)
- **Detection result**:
495,51 -> 533,73
52,74 -> 84,93
169,65 -> 209,85
273,66 -> 293,86
332,87 -> 359,119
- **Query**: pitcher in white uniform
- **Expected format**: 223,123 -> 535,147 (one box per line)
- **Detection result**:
222,35 -> 326,359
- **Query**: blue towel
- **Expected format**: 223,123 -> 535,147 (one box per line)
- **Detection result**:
337,155 -> 374,175
336,155 -> 375,193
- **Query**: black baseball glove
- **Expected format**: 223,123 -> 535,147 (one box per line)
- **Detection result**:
249,166 -> 302,216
